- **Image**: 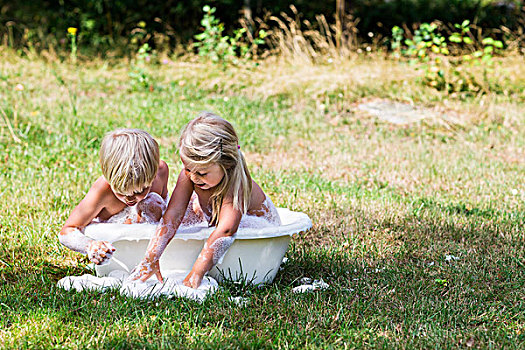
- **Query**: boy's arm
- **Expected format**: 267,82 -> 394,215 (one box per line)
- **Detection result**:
129,169 -> 193,282
183,199 -> 242,288
58,178 -> 115,264
135,160 -> 170,223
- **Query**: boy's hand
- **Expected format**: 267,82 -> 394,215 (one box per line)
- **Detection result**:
86,240 -> 116,265
127,259 -> 163,283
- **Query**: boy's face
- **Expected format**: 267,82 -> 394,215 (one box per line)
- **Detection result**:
182,159 -> 224,190
113,185 -> 151,206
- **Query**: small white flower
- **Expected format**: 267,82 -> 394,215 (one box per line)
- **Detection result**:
511,189 -> 518,195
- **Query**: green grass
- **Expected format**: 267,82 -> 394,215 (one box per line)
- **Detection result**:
0,50 -> 524,348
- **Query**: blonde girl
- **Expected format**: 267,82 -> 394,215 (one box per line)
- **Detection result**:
130,112 -> 280,288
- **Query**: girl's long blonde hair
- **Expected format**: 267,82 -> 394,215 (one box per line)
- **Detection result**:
179,112 -> 252,226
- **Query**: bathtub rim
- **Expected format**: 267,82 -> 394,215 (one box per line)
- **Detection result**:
84,208 -> 312,242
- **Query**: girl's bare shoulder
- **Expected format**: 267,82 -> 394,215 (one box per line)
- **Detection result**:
249,180 -> 267,210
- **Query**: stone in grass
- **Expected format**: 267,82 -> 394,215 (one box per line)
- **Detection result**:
357,99 -> 456,125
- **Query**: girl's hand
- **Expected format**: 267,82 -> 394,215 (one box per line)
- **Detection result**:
183,270 -> 203,289
86,240 -> 115,265
128,259 -> 164,283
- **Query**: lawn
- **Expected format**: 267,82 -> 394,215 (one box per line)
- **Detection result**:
0,49 -> 524,348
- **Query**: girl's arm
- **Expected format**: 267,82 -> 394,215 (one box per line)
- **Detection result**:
128,169 -> 194,282
58,178 -> 116,264
183,199 -> 242,289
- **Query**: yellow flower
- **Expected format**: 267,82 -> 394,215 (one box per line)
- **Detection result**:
67,27 -> 78,35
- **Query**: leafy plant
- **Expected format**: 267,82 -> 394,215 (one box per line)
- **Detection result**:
128,43 -> 154,91
193,5 -> 266,65
448,20 -> 474,46
391,20 -> 506,96
403,22 -> 449,62
390,25 -> 404,58
473,37 -> 504,64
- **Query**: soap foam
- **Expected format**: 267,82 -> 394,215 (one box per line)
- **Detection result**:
208,235 -> 236,265
107,192 -> 167,224
58,271 -> 218,302
85,208 -> 312,242
58,228 -> 93,255
137,192 -> 167,223
57,274 -> 122,292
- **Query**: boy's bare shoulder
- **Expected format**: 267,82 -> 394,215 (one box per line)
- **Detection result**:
88,176 -> 116,202
158,160 -> 169,178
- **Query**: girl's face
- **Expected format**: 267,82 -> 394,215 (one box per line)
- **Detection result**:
182,159 -> 224,190
114,185 -> 151,207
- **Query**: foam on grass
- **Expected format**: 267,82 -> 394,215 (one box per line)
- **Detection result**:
58,271 -> 218,302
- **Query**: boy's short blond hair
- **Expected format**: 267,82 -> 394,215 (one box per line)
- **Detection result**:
100,129 -> 159,195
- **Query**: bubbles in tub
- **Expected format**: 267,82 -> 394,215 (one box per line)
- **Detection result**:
179,193 -> 208,228
179,193 -> 282,229
242,195 -> 281,227
106,192 -> 167,224
238,215 -> 275,229
106,206 -> 138,224
137,192 -> 167,223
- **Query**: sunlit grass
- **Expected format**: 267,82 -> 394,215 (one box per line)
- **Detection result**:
0,48 -> 524,348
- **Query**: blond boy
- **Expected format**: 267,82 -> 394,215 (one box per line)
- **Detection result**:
59,129 -> 169,265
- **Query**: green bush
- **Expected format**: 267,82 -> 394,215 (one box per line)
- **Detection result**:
0,0 -> 521,55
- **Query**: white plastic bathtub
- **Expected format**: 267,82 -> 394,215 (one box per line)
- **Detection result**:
85,208 -> 312,285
